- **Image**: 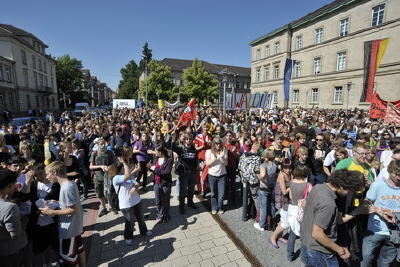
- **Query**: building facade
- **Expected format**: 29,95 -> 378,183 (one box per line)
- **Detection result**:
250,0 -> 400,109
140,58 -> 251,104
81,69 -> 113,107
0,24 -> 59,112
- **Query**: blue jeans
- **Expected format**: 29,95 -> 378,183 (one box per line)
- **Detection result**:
208,174 -> 226,211
361,232 -> 397,267
301,245 -> 339,267
287,231 -> 298,261
120,202 -> 148,239
310,173 -> 326,185
258,190 -> 275,228
179,172 -> 196,206
154,183 -> 171,220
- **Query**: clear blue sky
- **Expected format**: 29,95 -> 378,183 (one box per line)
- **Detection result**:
2,0 -> 332,90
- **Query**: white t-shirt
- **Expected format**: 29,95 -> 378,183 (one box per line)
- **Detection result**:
323,150 -> 336,167
205,149 -> 228,177
36,182 -> 55,226
112,175 -> 141,210
380,150 -> 393,169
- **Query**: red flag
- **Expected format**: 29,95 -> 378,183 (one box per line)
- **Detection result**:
177,98 -> 197,127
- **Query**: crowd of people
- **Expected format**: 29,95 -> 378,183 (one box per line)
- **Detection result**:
0,105 -> 399,267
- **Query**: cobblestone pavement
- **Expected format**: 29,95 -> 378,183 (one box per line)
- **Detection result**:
83,184 -> 251,267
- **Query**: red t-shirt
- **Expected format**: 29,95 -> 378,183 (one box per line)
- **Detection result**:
194,134 -> 212,160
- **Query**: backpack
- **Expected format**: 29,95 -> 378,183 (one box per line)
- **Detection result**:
110,183 -> 121,211
238,153 -> 261,185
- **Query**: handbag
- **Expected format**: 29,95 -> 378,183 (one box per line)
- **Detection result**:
296,183 -> 311,222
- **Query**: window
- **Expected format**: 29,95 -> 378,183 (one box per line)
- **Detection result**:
337,52 -> 347,71
274,42 -> 280,54
0,95 -> 3,107
36,95 -> 39,108
34,72 -> 38,89
27,94 -> 31,108
313,57 -> 321,75
372,4 -> 385,26
38,59 -> 43,71
23,69 -> 29,87
295,35 -> 303,50
39,74 -> 44,89
311,88 -> 319,103
44,61 -> 47,73
294,61 -> 301,78
51,77 -> 54,89
52,97 -> 55,108
292,89 -> 299,103
273,64 -> 279,79
21,50 -> 27,65
333,86 -> 343,104
0,64 -> 3,80
244,82 -> 248,89
44,76 -> 48,88
315,28 -> 323,44
4,66 -> 11,81
32,55 -> 36,69
264,65 -> 270,81
256,68 -> 261,82
273,91 -> 278,104
256,49 -> 261,60
340,18 -> 349,36
265,45 -> 270,57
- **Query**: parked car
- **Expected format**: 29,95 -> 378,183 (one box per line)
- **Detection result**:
11,117 -> 42,130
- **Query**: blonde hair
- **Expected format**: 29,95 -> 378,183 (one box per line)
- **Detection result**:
262,149 -> 275,161
45,161 -> 66,176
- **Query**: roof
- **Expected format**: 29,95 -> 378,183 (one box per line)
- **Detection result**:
0,24 -> 48,48
159,58 -> 250,77
250,0 -> 357,46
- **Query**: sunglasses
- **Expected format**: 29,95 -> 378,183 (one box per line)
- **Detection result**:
316,139 -> 323,141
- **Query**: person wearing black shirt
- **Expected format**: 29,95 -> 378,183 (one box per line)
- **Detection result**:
308,134 -> 330,185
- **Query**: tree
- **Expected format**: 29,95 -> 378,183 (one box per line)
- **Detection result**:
181,59 -> 219,103
139,60 -> 174,102
117,60 -> 140,99
139,42 -> 152,74
55,55 -> 83,105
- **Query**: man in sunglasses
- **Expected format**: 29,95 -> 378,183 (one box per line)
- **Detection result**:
308,134 -> 330,185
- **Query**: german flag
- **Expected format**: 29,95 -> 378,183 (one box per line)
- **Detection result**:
360,38 -> 389,102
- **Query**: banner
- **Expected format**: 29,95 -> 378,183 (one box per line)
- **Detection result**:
225,93 -> 274,110
384,103 -> 400,125
369,92 -> 400,119
284,59 -> 294,101
361,39 -> 389,102
164,100 -> 181,108
177,98 -> 197,127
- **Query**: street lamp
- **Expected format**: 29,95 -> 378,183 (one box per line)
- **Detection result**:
346,81 -> 352,110
219,69 -> 228,116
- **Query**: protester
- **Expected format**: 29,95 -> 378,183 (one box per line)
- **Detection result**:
39,161 -> 85,267
205,136 -> 228,214
300,169 -> 365,266
149,146 -> 173,223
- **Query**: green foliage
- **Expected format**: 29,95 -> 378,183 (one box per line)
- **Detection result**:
181,59 -> 218,103
117,60 -> 139,99
139,42 -> 152,74
55,55 -> 83,99
139,60 -> 174,102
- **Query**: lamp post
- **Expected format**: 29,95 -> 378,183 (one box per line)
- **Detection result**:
219,69 -> 228,116
347,81 -> 352,110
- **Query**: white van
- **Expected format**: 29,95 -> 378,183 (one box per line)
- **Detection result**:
74,102 -> 89,114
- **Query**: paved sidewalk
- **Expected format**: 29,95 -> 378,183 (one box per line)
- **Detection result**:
84,185 -> 251,267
